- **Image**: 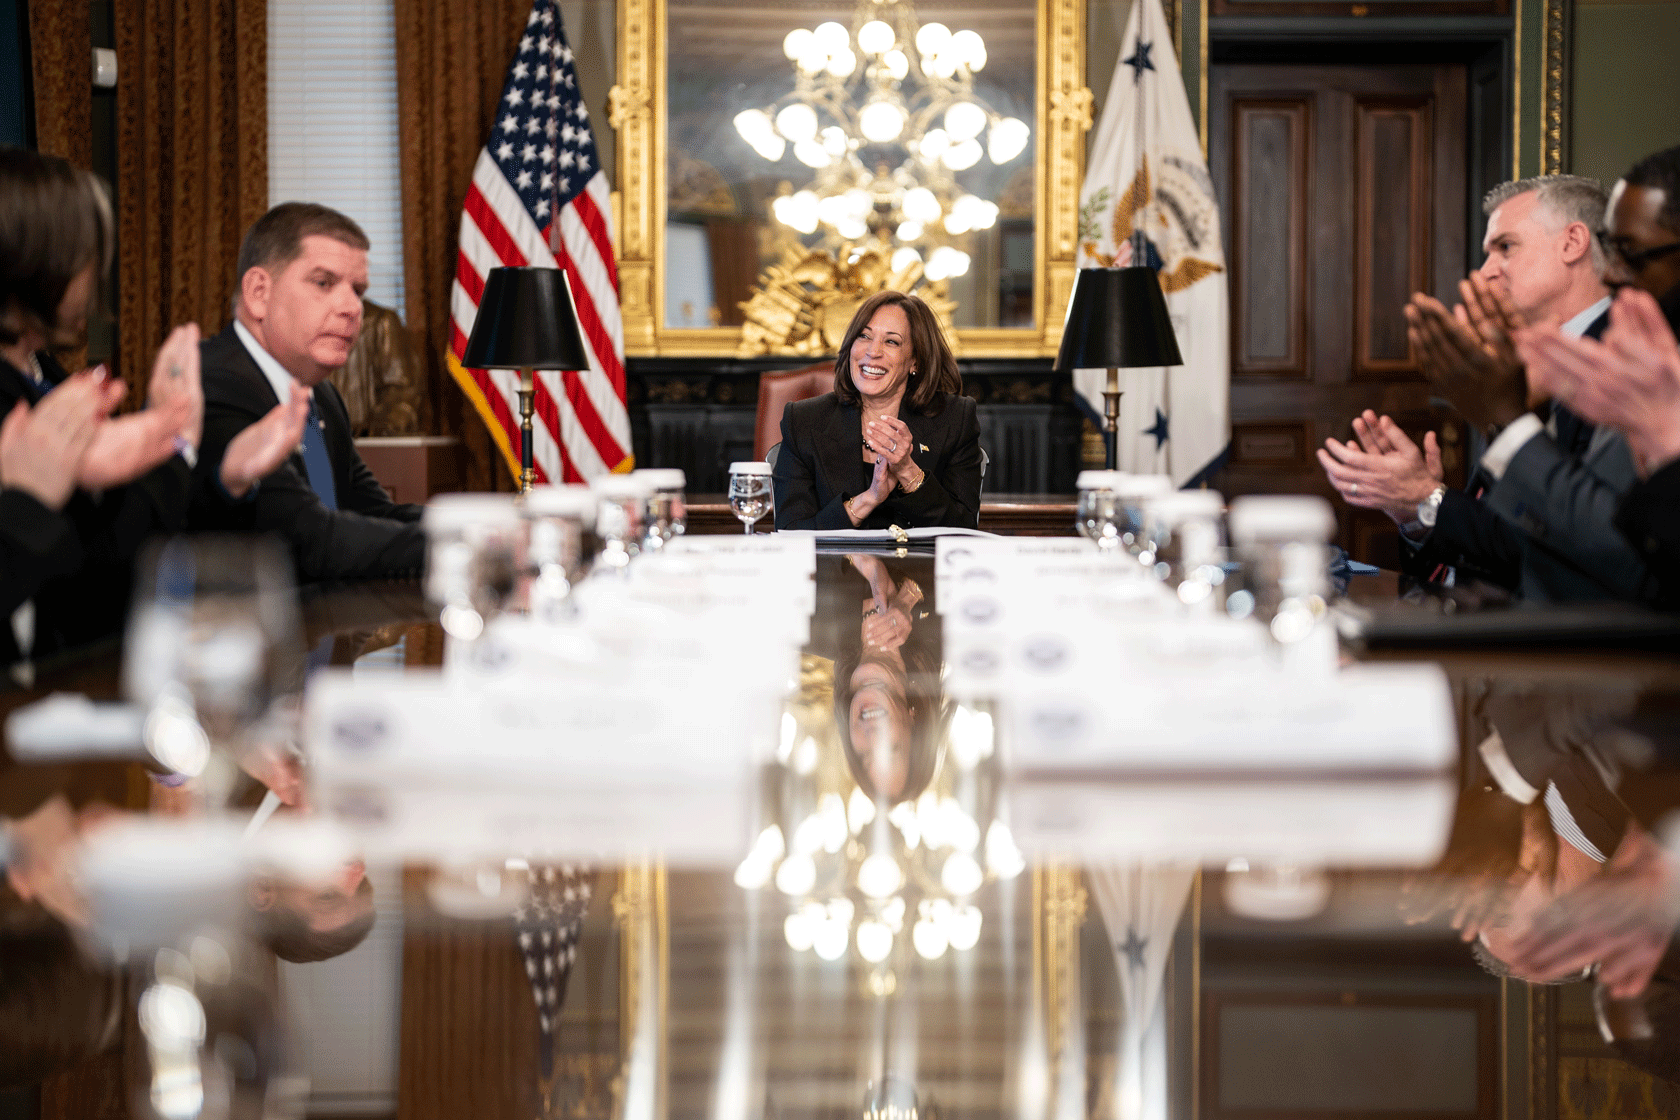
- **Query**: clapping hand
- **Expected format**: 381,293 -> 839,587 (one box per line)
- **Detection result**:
1406,275 -> 1531,433
1518,287 -> 1680,475
220,381 -> 312,498
78,324 -> 204,490
1317,409 -> 1444,523
0,368 -> 120,509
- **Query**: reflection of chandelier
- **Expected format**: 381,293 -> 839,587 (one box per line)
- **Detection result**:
732,0 -> 1031,281
733,704 -> 1026,969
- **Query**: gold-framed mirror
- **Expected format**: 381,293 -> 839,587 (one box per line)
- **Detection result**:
609,0 -> 1091,358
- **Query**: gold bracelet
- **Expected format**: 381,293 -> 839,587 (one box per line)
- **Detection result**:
900,468 -> 926,494
844,497 -> 858,523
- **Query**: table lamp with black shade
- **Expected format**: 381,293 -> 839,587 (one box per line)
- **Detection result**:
462,266 -> 590,493
1054,265 -> 1184,470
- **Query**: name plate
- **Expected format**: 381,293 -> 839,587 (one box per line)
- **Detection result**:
666,534 -> 817,573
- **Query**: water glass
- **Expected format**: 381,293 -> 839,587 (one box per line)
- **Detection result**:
423,494 -> 525,640
1227,495 -> 1336,668
728,461 -> 773,535
1113,473 -> 1174,559
1143,489 -> 1226,608
591,474 -> 654,574
522,484 -> 595,619
634,468 -> 687,551
1075,470 -> 1128,553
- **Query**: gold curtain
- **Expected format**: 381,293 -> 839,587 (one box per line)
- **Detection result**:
393,0 -> 530,491
113,0 -> 267,386
27,0 -> 92,169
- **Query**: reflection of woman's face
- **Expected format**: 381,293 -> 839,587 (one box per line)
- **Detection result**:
50,263 -> 96,347
850,661 -> 914,799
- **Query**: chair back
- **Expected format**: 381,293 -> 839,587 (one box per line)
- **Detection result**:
754,362 -> 834,460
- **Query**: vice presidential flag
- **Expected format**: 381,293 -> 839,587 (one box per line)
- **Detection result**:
448,0 -> 633,483
1075,0 -> 1228,486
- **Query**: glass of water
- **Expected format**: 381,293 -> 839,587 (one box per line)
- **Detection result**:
634,468 -> 687,552
1075,470 -> 1128,553
728,461 -> 773,535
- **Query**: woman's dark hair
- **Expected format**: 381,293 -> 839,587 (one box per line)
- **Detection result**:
831,291 -> 963,416
0,147 -> 113,347
0,897 -> 123,1087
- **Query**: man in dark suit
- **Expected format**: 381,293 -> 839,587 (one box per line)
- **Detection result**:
192,204 -> 424,581
1319,175 -> 1619,599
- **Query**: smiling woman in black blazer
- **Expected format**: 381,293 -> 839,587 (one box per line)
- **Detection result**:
773,291 -> 982,530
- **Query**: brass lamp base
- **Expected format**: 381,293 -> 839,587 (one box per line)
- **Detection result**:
518,368 -> 536,494
1103,366 -> 1122,471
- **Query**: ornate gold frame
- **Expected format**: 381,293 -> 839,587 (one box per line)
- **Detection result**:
609,0 -> 1093,358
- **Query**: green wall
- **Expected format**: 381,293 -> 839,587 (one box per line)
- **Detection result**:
1571,0 -> 1680,186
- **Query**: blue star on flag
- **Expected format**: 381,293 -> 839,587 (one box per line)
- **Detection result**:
1145,408 -> 1170,449
1123,41 -> 1154,82
1119,927 -> 1148,971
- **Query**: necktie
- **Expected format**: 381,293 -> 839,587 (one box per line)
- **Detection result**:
300,400 -> 338,510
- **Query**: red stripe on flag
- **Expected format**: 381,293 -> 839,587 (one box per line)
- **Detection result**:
465,185 -> 528,269
551,238 -> 628,401
559,366 -> 625,470
570,189 -> 619,293
533,380 -> 580,483
451,322 -> 522,451
455,252 -> 485,306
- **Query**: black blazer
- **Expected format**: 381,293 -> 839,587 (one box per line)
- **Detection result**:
192,325 -> 425,582
0,353 -> 193,664
773,391 -> 982,531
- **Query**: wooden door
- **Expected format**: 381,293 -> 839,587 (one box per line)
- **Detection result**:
1209,63 -> 1470,565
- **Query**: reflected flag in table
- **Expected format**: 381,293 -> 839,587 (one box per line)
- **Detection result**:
448,0 -> 632,484
1074,0 -> 1229,487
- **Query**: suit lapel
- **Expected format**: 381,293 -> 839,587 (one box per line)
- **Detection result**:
817,399 -> 867,497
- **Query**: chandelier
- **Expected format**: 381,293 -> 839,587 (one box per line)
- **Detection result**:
732,0 -> 1031,282
733,703 -> 1026,970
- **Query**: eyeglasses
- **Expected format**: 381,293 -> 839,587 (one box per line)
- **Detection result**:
1596,229 -> 1680,271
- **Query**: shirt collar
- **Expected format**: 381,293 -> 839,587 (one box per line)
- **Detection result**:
1560,296 -> 1611,339
233,320 -> 303,408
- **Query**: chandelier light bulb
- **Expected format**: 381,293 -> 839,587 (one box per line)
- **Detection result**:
858,19 -> 895,55
985,820 -> 1026,879
928,51 -> 959,80
902,186 -> 941,223
925,245 -> 970,281
882,895 -> 906,931
858,852 -> 904,898
917,128 -> 950,162
797,48 -> 828,75
784,911 -> 815,952
950,29 -> 986,68
775,852 -> 817,896
989,116 -> 1030,163
944,101 -> 986,142
912,917 -> 948,959
941,137 -> 983,170
814,20 -> 850,52
794,140 -> 832,168
775,103 -> 819,142
859,99 -> 907,143
915,22 -> 951,59
947,904 -> 983,951
944,208 -> 973,236
812,916 -> 849,961
884,49 -> 909,80
772,190 -> 820,234
895,220 -> 924,242
847,787 -> 876,832
733,855 -> 771,890
827,47 -> 858,78
856,919 -> 894,963
941,851 -> 984,896
821,126 -> 849,156
782,27 -> 815,60
891,246 -> 923,273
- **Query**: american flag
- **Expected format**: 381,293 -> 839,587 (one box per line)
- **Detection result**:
448,0 -> 632,483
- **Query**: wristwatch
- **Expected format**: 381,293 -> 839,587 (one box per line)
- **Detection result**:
1416,484 -> 1448,529
172,434 -> 198,470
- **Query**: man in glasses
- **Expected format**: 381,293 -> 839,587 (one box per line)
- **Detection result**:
1601,146 -> 1680,307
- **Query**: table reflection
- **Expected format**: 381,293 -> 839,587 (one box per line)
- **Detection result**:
5,551 -> 1680,1119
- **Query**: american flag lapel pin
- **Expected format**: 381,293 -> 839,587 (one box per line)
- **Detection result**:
919,442 -> 929,454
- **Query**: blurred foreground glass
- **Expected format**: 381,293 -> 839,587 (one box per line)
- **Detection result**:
729,461 -> 773,534
1227,495 -> 1336,668
1142,489 -> 1226,609
522,484 -> 596,620
125,536 -> 303,800
423,495 -> 525,640
1075,470 -> 1127,553
635,467 -> 688,551
591,474 -> 654,574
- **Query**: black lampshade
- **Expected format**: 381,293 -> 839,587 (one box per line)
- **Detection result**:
462,267 -> 590,370
1054,266 -> 1183,370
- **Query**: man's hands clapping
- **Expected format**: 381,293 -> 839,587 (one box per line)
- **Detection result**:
1318,410 -> 1444,524
1406,275 -> 1532,433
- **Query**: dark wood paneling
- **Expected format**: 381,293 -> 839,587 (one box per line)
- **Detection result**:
1355,97 -> 1433,378
1229,421 -> 1314,468
1210,0 -> 1506,15
1231,97 -> 1311,379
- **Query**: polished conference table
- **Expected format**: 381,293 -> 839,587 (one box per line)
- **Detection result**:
683,493 -> 1079,536
6,554 -> 1680,1120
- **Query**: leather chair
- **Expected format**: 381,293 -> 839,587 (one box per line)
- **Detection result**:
754,362 -> 833,460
